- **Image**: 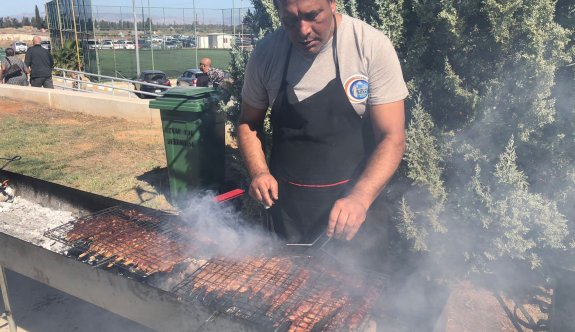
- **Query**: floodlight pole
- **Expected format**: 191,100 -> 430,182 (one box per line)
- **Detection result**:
193,0 -> 197,66
55,0 -> 64,48
69,0 -> 82,71
132,0 -> 141,75
91,2 -> 101,77
148,0 -> 154,70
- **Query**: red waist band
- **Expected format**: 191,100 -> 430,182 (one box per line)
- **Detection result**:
286,179 -> 350,188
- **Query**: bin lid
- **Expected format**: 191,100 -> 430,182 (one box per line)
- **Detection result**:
161,87 -> 214,98
149,87 -> 215,112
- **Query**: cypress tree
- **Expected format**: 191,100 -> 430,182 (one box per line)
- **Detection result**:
34,5 -> 42,29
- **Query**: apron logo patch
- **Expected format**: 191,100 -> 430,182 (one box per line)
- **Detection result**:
344,75 -> 369,103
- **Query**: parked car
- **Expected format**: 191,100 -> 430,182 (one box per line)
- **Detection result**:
176,69 -> 204,87
164,41 -> 181,50
40,40 -> 51,50
122,41 -> 135,49
182,38 -> 196,48
87,39 -> 99,50
133,70 -> 171,99
12,41 -> 28,54
142,41 -> 162,49
100,40 -> 113,49
112,40 -> 124,50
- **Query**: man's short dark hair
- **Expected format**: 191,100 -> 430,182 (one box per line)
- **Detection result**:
5,48 -> 15,57
273,0 -> 332,9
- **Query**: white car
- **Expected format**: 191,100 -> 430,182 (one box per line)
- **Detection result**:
100,40 -> 113,50
12,41 -> 28,54
87,39 -> 99,50
122,41 -> 135,49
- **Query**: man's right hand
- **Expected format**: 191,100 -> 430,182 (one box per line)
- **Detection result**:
249,172 -> 279,208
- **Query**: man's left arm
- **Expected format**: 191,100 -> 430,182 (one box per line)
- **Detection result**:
327,100 -> 406,240
212,68 -> 224,86
24,51 -> 31,74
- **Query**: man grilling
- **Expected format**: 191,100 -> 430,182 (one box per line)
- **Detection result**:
238,0 -> 408,246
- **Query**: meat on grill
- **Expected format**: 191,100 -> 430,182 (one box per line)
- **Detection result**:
61,208 -> 383,331
66,210 -> 195,275
180,256 -> 382,332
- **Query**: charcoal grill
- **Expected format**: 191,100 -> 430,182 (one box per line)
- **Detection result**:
172,255 -> 386,332
44,206 -> 209,278
0,170 -> 390,332
0,170 -> 253,332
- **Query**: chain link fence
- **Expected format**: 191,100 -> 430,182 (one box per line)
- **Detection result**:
50,3 -> 255,79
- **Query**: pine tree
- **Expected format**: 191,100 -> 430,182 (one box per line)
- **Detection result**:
21,17 -> 31,27
34,5 -> 42,29
397,0 -> 573,274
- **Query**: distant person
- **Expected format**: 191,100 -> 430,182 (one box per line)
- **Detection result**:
0,48 -> 28,86
196,57 -> 224,88
25,36 -> 54,88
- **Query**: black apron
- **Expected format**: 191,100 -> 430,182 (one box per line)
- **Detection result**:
269,18 -> 376,244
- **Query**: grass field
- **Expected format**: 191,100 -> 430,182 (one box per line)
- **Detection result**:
94,48 -> 233,79
0,98 -> 172,210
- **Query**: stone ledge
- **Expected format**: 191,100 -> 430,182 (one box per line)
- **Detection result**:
0,84 -> 161,125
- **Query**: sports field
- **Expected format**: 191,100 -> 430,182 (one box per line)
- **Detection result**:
94,48 -> 232,79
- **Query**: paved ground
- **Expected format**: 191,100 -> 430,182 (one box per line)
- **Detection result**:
0,269 -> 154,332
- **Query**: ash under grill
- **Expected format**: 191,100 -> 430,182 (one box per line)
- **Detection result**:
44,206 -> 208,278
172,255 -> 386,332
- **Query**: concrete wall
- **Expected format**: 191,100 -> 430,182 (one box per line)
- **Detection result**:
0,84 -> 161,125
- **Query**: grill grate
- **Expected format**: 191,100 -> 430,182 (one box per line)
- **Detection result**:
44,206 -> 206,278
172,255 -> 386,332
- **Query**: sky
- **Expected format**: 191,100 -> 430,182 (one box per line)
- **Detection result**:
4,0 -> 251,17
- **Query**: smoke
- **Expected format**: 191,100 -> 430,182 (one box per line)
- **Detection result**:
385,44 -> 575,330
177,190 -> 276,258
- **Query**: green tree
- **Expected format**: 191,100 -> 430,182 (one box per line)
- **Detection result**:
11,17 -> 21,28
34,5 -> 42,29
397,0 -> 573,274
21,17 -> 31,27
52,40 -> 82,70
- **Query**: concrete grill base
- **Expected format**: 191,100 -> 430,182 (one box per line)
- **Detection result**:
0,170 -> 253,332
0,232 -> 253,332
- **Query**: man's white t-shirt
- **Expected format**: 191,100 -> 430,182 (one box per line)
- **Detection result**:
242,14 -> 409,116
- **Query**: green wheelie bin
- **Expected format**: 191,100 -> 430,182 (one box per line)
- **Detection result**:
150,87 -> 224,205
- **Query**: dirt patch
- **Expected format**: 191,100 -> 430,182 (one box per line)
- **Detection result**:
0,99 -> 95,124
439,281 -> 550,332
51,118 -> 84,125
114,129 -> 164,145
0,99 -> 30,116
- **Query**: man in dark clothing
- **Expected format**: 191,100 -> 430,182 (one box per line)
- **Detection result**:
25,36 -> 54,88
239,0 -> 407,244
196,57 -> 225,88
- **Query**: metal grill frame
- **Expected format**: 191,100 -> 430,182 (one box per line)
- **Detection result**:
44,205 -> 200,278
171,255 -> 387,332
